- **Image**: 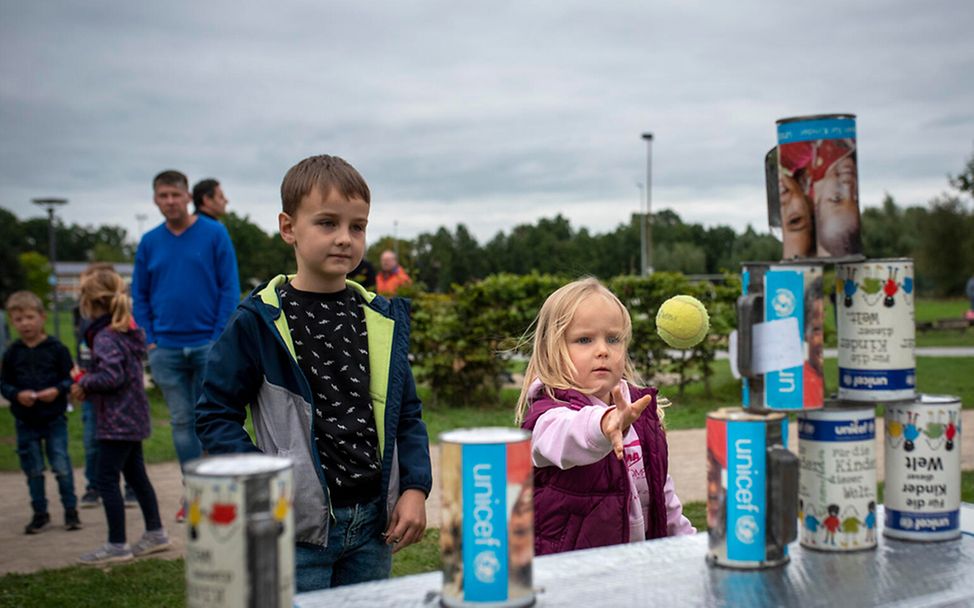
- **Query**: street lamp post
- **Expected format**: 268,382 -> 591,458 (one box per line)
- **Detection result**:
641,132 -> 654,276
636,182 -> 645,276
32,198 -> 68,340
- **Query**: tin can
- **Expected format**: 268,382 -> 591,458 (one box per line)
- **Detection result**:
706,408 -> 799,569
836,258 -> 916,402
798,405 -> 878,551
737,262 -> 825,412
439,428 -> 534,607
883,395 -> 962,541
775,113 -> 862,260
184,454 -> 294,608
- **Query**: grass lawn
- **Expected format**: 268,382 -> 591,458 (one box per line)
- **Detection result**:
2,472 -> 971,607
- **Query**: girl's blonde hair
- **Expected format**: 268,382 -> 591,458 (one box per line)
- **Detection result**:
79,267 -> 133,333
514,277 -> 644,424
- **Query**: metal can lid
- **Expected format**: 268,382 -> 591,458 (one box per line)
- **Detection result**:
918,394 -> 961,406
707,406 -> 786,423
776,113 -> 856,125
186,453 -> 293,477
439,427 -> 531,445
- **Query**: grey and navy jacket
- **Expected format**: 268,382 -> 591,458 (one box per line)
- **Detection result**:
196,275 -> 432,546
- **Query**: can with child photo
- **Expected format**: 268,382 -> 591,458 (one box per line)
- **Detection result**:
775,113 -> 863,260
439,428 -> 534,608
184,454 -> 294,608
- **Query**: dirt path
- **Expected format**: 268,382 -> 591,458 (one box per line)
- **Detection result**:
2,411 -> 972,576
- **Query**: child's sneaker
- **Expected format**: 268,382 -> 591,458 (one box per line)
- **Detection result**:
78,543 -> 134,565
80,489 -> 100,509
132,531 -> 172,557
65,509 -> 82,531
124,488 -> 139,509
24,512 -> 50,535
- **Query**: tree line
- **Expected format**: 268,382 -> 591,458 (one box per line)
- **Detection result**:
3,151 -> 972,303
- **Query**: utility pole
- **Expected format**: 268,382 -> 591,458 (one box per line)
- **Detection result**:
641,132 -> 654,276
32,198 -> 68,340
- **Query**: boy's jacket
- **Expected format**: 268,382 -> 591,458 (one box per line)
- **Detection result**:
196,276 -> 432,546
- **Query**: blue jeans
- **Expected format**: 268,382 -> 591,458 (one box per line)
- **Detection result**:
148,344 -> 210,467
16,416 -> 78,514
82,400 -> 98,491
294,500 -> 392,592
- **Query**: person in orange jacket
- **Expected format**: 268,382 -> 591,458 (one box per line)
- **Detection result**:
376,250 -> 412,296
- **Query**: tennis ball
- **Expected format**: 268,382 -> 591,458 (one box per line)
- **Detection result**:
655,295 -> 710,349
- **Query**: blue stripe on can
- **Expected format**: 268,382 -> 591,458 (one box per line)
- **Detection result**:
839,368 -> 916,391
884,508 -> 959,533
798,417 -> 875,441
726,420 -> 767,562
462,443 -> 509,602
777,118 -> 856,144
765,270 -> 804,409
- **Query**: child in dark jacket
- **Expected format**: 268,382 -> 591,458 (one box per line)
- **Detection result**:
71,267 -> 171,564
1,291 -> 80,534
515,278 -> 695,556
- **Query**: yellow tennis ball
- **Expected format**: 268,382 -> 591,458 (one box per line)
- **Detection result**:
655,295 -> 710,349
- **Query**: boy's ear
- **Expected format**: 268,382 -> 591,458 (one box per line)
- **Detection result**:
279,212 -> 296,245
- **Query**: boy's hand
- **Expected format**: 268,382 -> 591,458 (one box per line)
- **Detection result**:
17,390 -> 37,407
383,489 -> 427,554
35,387 -> 59,403
70,383 -> 86,402
600,385 -> 653,460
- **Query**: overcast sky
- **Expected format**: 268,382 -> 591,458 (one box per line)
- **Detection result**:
2,1 -> 972,248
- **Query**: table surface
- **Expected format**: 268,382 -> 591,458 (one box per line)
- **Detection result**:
294,504 -> 974,607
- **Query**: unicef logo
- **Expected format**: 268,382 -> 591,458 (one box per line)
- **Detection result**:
474,550 -> 500,583
772,289 -> 796,318
735,515 -> 759,544
842,373 -> 852,387
901,516 -> 914,530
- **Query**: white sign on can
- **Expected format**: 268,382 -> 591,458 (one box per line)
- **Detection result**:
837,259 -> 916,402
798,407 -> 878,551
185,454 -> 294,608
883,395 -> 962,541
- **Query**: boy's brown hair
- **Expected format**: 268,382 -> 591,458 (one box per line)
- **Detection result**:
153,169 -> 189,191
5,291 -> 45,315
280,155 -> 370,216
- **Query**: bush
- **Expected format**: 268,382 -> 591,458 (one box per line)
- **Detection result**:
411,272 -> 740,407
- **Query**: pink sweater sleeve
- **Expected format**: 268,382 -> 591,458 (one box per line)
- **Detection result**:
664,474 -> 697,535
531,406 -> 612,469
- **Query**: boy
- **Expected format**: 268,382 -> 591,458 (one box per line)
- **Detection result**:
0,291 -> 81,534
196,154 -> 432,592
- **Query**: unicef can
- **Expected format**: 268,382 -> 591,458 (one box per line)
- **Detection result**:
706,408 -> 799,569
837,258 -> 916,402
439,428 -> 534,608
184,454 -> 294,608
884,395 -> 962,541
738,262 -> 825,412
798,405 -> 878,551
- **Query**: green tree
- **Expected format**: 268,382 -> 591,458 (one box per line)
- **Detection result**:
915,195 -> 972,296
18,252 -> 51,304
0,207 -> 27,302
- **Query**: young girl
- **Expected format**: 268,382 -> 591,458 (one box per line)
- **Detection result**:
71,267 -> 171,564
515,278 -> 695,556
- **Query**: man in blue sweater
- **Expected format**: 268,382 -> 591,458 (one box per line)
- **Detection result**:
133,170 -> 239,520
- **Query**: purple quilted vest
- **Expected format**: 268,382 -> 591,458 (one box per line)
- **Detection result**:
522,384 -> 669,556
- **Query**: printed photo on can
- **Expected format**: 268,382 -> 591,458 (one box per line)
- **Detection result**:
777,114 -> 862,259
883,395 -> 962,541
440,428 -> 534,608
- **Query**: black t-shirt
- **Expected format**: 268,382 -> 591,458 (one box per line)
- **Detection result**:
278,283 -> 381,506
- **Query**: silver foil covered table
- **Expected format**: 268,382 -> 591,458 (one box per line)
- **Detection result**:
295,505 -> 974,607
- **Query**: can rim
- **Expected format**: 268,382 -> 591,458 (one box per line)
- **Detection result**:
776,113 -> 856,125
185,453 -> 293,477
707,406 -> 787,422
439,427 -> 531,444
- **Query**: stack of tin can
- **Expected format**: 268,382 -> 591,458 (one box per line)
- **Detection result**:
709,113 -> 962,569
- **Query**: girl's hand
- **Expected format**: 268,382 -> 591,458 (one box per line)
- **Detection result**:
70,383 -> 86,402
383,489 -> 427,553
600,385 -> 653,460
